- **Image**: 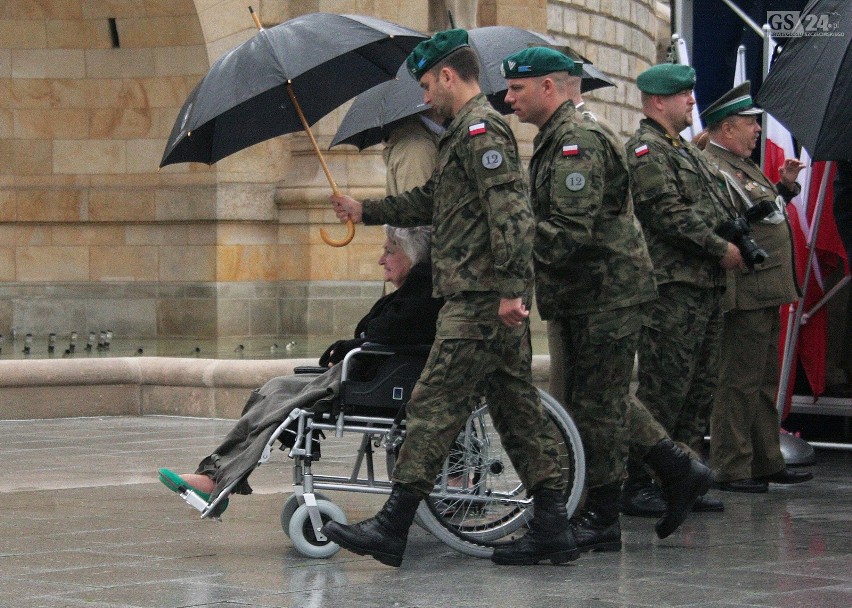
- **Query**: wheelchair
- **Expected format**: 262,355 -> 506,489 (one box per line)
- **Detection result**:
185,343 -> 585,560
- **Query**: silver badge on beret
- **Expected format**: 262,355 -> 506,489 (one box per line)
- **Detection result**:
482,150 -> 503,169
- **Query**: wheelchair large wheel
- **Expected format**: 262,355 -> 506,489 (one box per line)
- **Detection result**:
386,389 -> 585,558
288,500 -> 348,559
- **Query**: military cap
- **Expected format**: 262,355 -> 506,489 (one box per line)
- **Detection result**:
636,63 -> 696,95
407,29 -> 470,80
500,47 -> 583,79
700,81 -> 763,125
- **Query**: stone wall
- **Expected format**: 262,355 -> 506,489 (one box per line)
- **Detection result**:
0,1 -> 668,341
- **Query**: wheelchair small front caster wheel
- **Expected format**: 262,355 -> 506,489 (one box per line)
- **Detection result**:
288,500 -> 348,559
280,492 -> 331,537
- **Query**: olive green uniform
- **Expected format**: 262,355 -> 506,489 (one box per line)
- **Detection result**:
362,94 -> 566,497
703,142 -> 800,481
626,118 -> 732,457
530,101 -> 658,488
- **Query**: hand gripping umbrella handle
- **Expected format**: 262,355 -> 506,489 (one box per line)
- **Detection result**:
249,6 -> 354,247
285,85 -> 355,247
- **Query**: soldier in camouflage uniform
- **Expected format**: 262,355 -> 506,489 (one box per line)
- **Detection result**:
701,82 -> 812,492
623,64 -> 746,516
323,30 -> 579,568
502,47 -> 712,546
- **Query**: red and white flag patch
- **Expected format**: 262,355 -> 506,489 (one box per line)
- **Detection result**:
468,122 -> 487,136
634,144 -> 649,157
562,144 -> 579,156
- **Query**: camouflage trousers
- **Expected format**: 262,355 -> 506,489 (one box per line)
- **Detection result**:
392,293 -> 567,497
635,282 -> 723,457
549,303 -> 667,488
547,318 -> 668,480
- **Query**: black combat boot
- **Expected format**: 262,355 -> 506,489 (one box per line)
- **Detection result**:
569,482 -> 622,552
644,439 -> 713,539
620,458 -> 666,518
491,488 -> 580,565
321,484 -> 421,567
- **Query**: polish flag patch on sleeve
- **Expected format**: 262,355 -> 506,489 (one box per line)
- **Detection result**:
634,144 -> 649,157
468,122 -> 487,136
562,144 -> 579,156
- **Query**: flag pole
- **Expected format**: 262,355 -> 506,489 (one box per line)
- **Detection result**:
775,161 -> 835,418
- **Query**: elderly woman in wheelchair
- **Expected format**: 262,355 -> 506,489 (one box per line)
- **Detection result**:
158,225 -> 585,560
158,226 -> 439,509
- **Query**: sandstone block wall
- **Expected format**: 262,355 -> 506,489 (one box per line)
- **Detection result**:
1,1 -> 667,341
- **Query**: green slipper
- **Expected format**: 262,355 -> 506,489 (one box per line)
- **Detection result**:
158,468 -> 228,516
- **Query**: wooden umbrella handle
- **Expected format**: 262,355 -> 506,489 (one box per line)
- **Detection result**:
249,7 -> 353,247
285,84 -> 355,247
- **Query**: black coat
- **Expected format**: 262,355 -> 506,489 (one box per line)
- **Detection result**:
319,262 -> 443,366
196,261 -> 442,502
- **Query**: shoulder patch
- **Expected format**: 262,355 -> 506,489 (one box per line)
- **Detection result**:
634,144 -> 649,158
562,144 -> 579,157
468,122 -> 487,137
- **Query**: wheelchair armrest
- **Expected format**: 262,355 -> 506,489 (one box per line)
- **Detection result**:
359,342 -> 432,356
340,343 -> 432,383
293,366 -> 329,375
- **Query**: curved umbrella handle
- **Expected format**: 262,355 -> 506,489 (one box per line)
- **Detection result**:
320,220 -> 356,247
283,83 -> 356,248
248,8 -> 355,247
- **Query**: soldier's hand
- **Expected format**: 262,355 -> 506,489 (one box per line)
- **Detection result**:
498,297 -> 529,327
779,158 -> 806,188
720,243 -> 746,271
330,194 -> 363,224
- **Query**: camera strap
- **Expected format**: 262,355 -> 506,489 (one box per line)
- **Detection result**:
719,170 -> 785,225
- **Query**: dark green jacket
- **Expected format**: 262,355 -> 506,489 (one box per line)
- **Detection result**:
362,94 -> 534,300
529,101 -> 656,318
626,118 -> 731,288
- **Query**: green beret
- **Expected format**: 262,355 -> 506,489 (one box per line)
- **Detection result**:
500,47 -> 583,79
700,81 -> 763,125
636,63 -> 696,95
406,29 -> 470,80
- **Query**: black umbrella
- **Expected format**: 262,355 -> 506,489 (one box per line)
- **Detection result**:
330,26 -> 616,150
330,66 -> 427,151
756,0 -> 851,419
160,11 -> 426,246
755,0 -> 851,161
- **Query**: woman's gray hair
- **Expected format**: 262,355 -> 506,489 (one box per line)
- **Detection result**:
384,225 -> 431,266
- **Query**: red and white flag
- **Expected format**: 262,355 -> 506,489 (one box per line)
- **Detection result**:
779,153 -> 847,413
761,38 -> 797,183
674,36 -> 703,141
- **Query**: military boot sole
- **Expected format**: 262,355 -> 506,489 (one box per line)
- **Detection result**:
491,545 -> 581,566
578,537 -> 622,552
321,521 -> 404,567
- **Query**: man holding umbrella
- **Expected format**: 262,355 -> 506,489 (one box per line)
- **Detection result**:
500,47 -> 713,549
325,29 -> 579,568
700,82 -> 812,492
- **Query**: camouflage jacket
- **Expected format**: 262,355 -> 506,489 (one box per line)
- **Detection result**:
703,142 -> 800,310
626,118 -> 731,288
529,101 -> 657,319
363,93 -> 534,300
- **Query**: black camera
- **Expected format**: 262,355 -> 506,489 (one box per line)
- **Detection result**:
716,200 -> 776,269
